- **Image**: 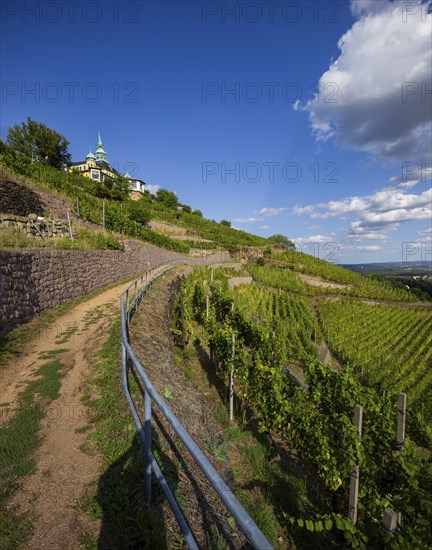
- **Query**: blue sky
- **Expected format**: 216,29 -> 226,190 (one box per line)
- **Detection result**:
1,0 -> 431,263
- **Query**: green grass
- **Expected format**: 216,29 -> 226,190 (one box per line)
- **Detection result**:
0,226 -> 124,252
78,319 -> 166,548
0,348 -> 67,548
55,323 -> 79,344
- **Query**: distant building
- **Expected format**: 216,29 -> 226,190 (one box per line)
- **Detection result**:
124,171 -> 145,193
68,131 -> 146,196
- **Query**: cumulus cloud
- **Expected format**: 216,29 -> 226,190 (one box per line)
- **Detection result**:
348,221 -> 397,242
350,0 -> 393,17
293,234 -> 334,245
297,0 -> 432,164
145,184 -> 160,195
254,207 -> 289,217
352,244 -> 382,251
260,225 -> 269,230
232,217 -> 263,223
293,177 -> 432,242
418,227 -> 432,235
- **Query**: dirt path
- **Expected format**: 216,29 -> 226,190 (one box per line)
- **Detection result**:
298,273 -> 350,289
2,279 -> 137,549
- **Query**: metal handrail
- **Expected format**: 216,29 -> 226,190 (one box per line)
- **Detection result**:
120,259 -> 273,550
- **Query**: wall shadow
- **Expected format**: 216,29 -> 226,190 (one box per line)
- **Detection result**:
96,433 -> 167,549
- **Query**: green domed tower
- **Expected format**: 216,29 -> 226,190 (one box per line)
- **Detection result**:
94,130 -> 108,163
86,148 -> 96,163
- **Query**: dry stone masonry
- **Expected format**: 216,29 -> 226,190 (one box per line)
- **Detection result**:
0,177 -> 44,217
0,214 -> 70,239
0,241 -> 185,337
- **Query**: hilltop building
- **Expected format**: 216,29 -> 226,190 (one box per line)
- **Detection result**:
68,131 -> 145,196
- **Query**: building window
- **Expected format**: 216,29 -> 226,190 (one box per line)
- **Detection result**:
91,171 -> 100,179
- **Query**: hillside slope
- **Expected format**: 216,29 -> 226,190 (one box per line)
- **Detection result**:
0,141 -> 269,254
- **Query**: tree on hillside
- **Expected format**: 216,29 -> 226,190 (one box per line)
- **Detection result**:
128,202 -> 151,225
7,117 -> 71,169
155,188 -> 178,209
192,209 -> 203,217
268,234 -> 296,250
220,219 -> 231,227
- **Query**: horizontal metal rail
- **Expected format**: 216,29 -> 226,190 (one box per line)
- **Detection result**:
120,259 -> 273,550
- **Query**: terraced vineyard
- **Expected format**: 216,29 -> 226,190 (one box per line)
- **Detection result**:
247,258 -> 418,302
176,260 -> 432,548
318,299 -> 432,433
234,285 -> 321,361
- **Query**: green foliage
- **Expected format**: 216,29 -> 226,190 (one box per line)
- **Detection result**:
247,254 -> 418,302
220,219 -> 231,227
127,202 -> 151,225
0,141 -> 270,253
318,299 -> 432,441
268,234 -> 296,250
0,145 -> 189,253
155,188 -> 178,209
6,117 -> 71,169
176,266 -> 432,548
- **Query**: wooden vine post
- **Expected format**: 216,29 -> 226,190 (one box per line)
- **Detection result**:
383,392 -> 407,532
206,295 -> 209,320
229,332 -> 235,421
396,392 -> 406,452
66,211 -> 73,243
349,404 -> 363,524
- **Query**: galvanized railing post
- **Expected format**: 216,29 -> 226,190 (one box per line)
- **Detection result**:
144,389 -> 152,503
134,280 -> 138,310
126,289 -> 130,325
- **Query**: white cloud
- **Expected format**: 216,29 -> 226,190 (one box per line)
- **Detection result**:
298,0 -> 432,164
417,228 -> 432,236
348,221 -> 396,242
350,0 -> 395,17
260,225 -> 269,230
294,186 -> 431,222
145,184 -> 160,195
232,217 -> 263,223
292,205 -> 315,216
254,207 -> 289,217
352,244 -> 382,251
293,234 -> 334,245
293,179 -> 432,243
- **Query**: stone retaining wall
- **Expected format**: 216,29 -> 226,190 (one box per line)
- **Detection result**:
0,177 -> 44,217
0,241 -> 185,337
0,213 -> 70,239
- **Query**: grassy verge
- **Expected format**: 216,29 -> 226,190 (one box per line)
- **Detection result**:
77,320 -> 166,549
0,226 -> 124,252
0,347 -> 68,548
